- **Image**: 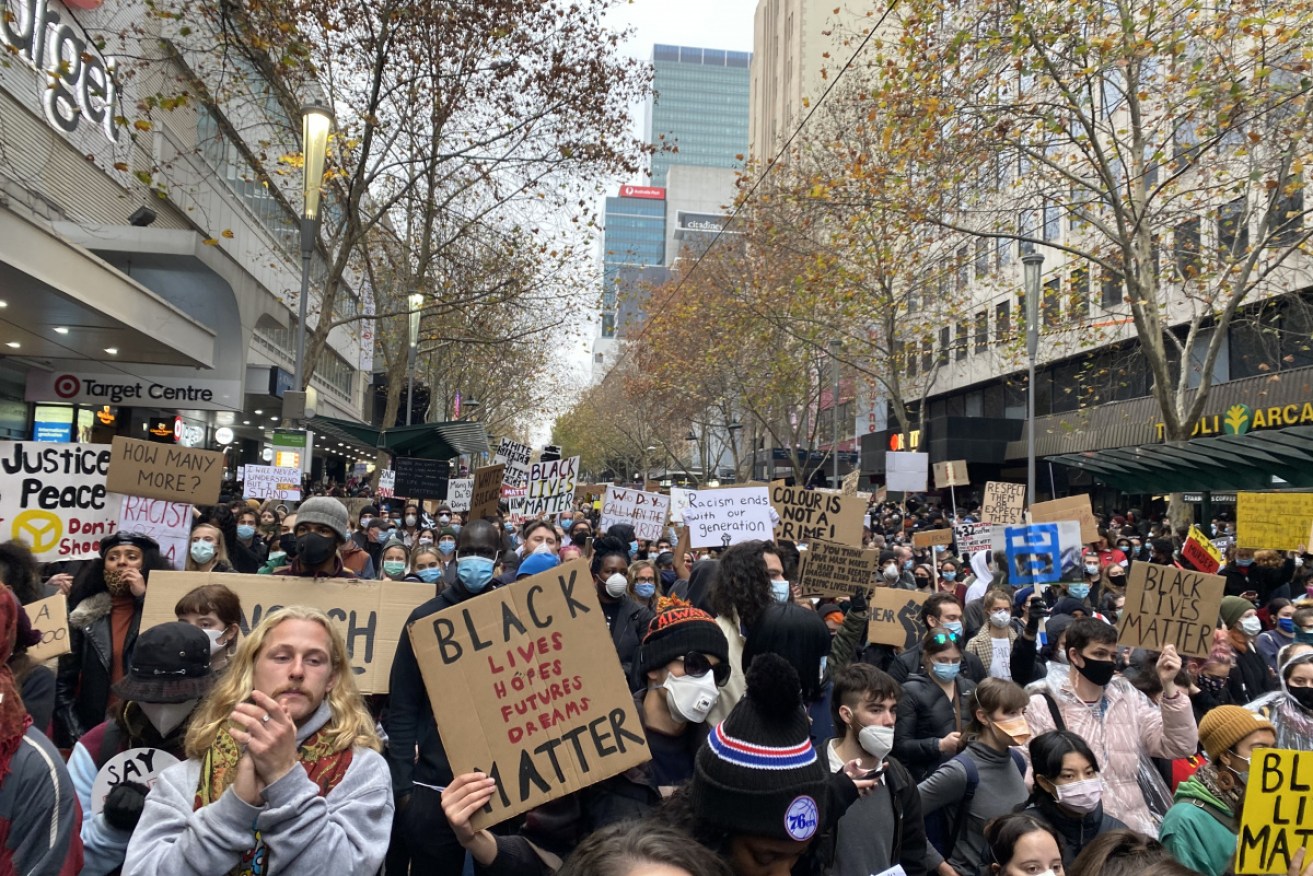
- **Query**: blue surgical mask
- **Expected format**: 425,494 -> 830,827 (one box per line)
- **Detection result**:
190,541 -> 216,564
1278,617 -> 1295,634
450,523 -> 462,535
1237,557 -> 1254,568
629,541 -> 639,557
930,662 -> 961,682
770,579 -> 791,603
417,567 -> 443,584
903,560 -> 913,571
504,522 -> 515,531
438,540 -> 456,555
635,582 -> 656,599
236,524 -> 256,540
1068,583 -> 1091,600
942,620 -> 964,636
942,571 -> 957,582
457,556 -> 496,593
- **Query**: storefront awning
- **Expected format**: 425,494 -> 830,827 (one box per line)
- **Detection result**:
1048,425 -> 1313,493
308,416 -> 489,461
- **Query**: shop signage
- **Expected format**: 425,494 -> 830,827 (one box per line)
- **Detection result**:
1155,402 -> 1313,441
26,370 -> 241,411
619,184 -> 665,200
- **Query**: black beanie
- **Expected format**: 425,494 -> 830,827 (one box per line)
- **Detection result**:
639,605 -> 729,676
692,654 -> 828,844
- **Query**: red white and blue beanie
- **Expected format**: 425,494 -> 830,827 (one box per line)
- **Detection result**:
691,653 -> 829,843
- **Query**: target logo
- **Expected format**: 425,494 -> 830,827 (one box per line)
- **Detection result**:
53,375 -> 81,399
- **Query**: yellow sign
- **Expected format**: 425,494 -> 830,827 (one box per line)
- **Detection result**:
12,509 -> 63,555
1156,401 -> 1313,440
1235,492 -> 1313,550
1234,749 -> 1313,874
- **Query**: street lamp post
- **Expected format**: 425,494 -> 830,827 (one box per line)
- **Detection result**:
293,103 -> 333,401
406,292 -> 423,426
1022,251 -> 1045,514
830,339 -> 841,489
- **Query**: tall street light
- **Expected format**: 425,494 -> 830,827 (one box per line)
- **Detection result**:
1022,250 -> 1045,515
406,292 -> 423,426
293,103 -> 333,402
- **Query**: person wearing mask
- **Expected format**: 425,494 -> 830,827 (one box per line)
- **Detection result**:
981,814 -> 1066,876
655,551 -> 679,595
894,630 -> 976,782
184,522 -> 233,573
1223,546 -> 1260,599
937,558 -> 961,595
742,593 -> 833,741
174,583 -> 242,675
890,594 -> 985,683
1247,644 -> 1313,750
966,588 -> 1020,680
628,560 -> 659,612
71,623 -> 216,876
270,498 -> 358,579
257,504 -> 282,544
918,678 -> 1032,876
1256,597 -> 1296,677
912,563 -> 936,592
359,516 -> 392,572
0,590 -> 84,874
56,532 -> 170,746
432,527 -> 459,586
379,539 -> 410,582
589,537 -> 650,687
706,540 -> 783,724
568,519 -> 593,549
826,664 -> 927,876
385,520 -> 504,874
1024,618 -> 1196,835
1220,595 -> 1277,705
399,503 -> 423,548
1159,706 -> 1277,876
405,546 -> 447,593
962,550 -> 995,605
223,506 -> 268,574
1020,730 -> 1127,867
121,607 -> 393,876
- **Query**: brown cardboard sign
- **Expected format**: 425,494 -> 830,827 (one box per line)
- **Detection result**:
770,483 -> 866,547
140,571 -> 432,693
1030,494 -> 1099,545
932,460 -> 969,489
866,587 -> 929,649
469,464 -> 506,521
980,481 -> 1025,526
105,436 -> 224,504
1116,563 -> 1226,658
26,594 -> 70,662
912,528 -> 954,548
798,541 -> 879,599
408,559 -> 650,830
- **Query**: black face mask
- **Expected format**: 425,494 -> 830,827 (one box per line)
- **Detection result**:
1289,686 -> 1313,712
1072,654 -> 1117,687
297,533 -> 336,568
279,533 -> 298,557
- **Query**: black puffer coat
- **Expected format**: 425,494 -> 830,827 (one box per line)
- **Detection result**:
892,671 -> 977,782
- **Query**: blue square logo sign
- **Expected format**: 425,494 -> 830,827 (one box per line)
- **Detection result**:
1004,523 -> 1061,585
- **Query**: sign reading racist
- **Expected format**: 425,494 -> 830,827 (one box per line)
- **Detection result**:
469,465 -> 506,521
867,587 -> 929,649
1116,563 -> 1225,658
798,540 -> 878,599
1234,749 -> 1313,874
0,441 -> 118,560
104,436 -> 223,505
140,571 -> 432,693
770,484 -> 865,547
522,457 -> 579,517
117,497 -> 192,570
376,470 -> 396,499
26,594 -> 70,663
1236,491 -> 1313,551
600,487 -> 670,542
682,486 -> 773,549
408,559 -> 650,829
980,481 -> 1026,526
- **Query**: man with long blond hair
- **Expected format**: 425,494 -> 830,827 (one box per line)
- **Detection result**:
122,606 -> 393,876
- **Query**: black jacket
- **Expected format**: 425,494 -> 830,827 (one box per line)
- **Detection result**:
606,596 -> 653,691
1022,797 -> 1127,869
893,672 -> 977,782
1228,644 -> 1277,706
889,643 -> 986,684
55,592 -> 141,745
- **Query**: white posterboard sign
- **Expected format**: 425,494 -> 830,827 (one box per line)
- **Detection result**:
682,486 -> 773,548
885,451 -> 929,492
242,465 -> 303,501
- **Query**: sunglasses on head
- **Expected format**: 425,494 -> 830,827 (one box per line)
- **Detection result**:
682,651 -> 731,687
930,631 -> 961,645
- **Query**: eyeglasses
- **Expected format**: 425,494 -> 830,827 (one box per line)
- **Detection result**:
682,651 -> 731,687
930,631 -> 961,645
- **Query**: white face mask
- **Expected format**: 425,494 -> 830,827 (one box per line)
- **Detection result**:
858,723 -> 895,762
1054,777 -> 1104,814
662,671 -> 720,724
138,699 -> 199,736
203,627 -> 229,656
1239,615 -> 1263,637
989,609 -> 1012,629
605,572 -> 629,599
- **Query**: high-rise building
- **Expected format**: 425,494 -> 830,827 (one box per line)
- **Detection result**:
647,45 -> 751,187
600,186 -> 667,339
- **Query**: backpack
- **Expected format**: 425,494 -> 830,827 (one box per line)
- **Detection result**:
924,748 -> 1027,862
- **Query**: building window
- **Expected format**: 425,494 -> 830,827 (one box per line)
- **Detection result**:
974,310 -> 989,352
956,246 -> 970,293
975,237 -> 990,277
1174,217 -> 1202,280
906,340 -> 918,377
956,321 -> 969,361
1218,198 -> 1249,259
1070,267 -> 1090,320
1101,260 -> 1123,308
1043,200 -> 1061,242
939,327 -> 951,366
1272,180 -> 1304,247
1043,277 -> 1061,327
996,300 -> 1011,343
922,339 -> 934,373
997,234 -> 1012,270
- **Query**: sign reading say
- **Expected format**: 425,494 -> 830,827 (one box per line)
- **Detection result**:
682,486 -> 773,549
105,436 -> 223,504
90,748 -> 181,815
980,481 -> 1025,526
600,487 -> 670,542
1234,749 -> 1313,874
408,559 -> 650,829
798,541 -> 878,599
770,484 -> 865,547
1117,563 -> 1225,658
523,457 -> 579,517
0,441 -> 119,560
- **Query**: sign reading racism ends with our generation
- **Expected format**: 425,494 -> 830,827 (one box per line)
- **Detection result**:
408,559 -> 650,830
682,486 -> 773,548
0,441 -> 119,561
600,487 -> 671,543
1117,562 -> 1226,658
140,572 -> 433,693
769,484 -> 865,547
1234,749 -> 1313,874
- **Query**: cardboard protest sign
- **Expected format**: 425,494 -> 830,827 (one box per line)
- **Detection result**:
523,457 -> 579,517
770,484 -> 866,547
798,541 -> 878,599
408,559 -> 650,829
0,441 -> 120,561
448,478 -> 473,513
394,457 -> 450,499
1234,749 -> 1313,874
885,451 -> 929,492
980,481 -> 1025,526
242,465 -> 302,501
26,594 -> 70,663
669,487 -> 694,523
377,470 -> 396,499
1236,491 -> 1313,551
932,460 -> 969,489
574,483 -> 609,501
1182,525 -> 1223,574
1116,562 -> 1225,658
105,436 -> 223,505
841,468 -> 862,495
118,496 -> 192,570
1030,494 -> 1099,545
954,522 -> 995,556
140,571 -> 432,693
600,487 -> 670,542
494,438 -> 532,488
469,465 -> 506,521
912,528 -> 954,548
90,748 -> 181,814
682,486 -> 773,548
867,587 -> 929,649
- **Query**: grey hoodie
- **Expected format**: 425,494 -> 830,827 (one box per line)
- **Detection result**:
121,702 -> 394,876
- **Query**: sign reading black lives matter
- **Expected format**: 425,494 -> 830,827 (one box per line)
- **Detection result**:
1116,562 -> 1226,658
409,559 -> 650,829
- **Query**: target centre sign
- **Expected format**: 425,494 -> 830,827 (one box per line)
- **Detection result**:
26,371 -> 243,411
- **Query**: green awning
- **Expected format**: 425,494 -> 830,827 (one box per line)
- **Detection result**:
308,416 -> 489,461
1049,425 -> 1313,493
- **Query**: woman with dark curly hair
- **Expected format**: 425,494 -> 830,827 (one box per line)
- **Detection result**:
706,540 -> 780,724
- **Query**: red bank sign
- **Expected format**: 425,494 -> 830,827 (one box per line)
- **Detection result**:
619,184 -> 666,200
